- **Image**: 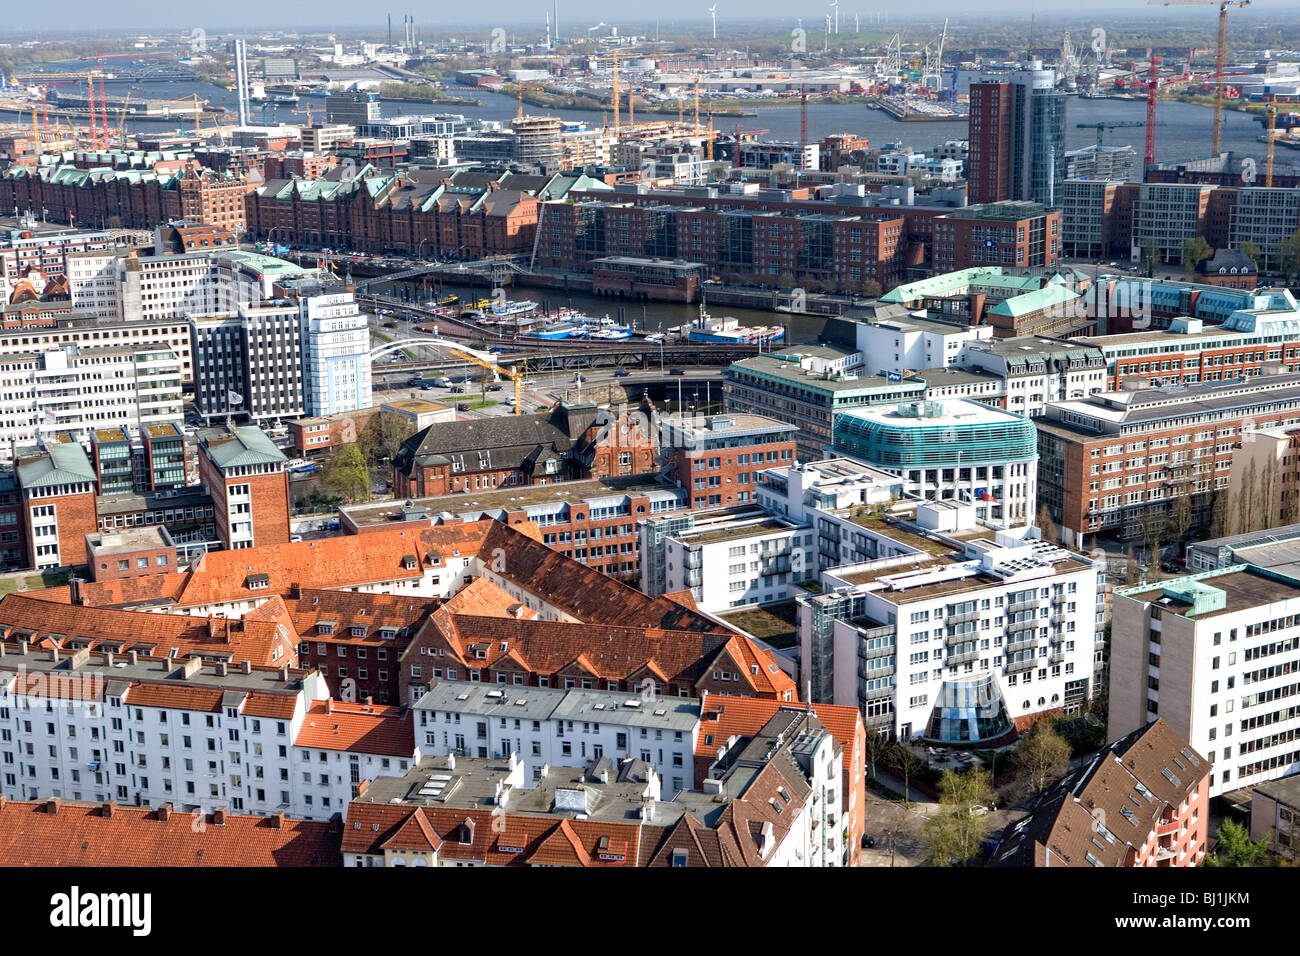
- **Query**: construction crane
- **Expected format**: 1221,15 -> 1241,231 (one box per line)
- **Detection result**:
192,94 -> 203,139
30,108 -> 40,153
1145,56 -> 1162,168
441,344 -> 526,414
693,76 -> 701,132
85,74 -> 98,148
594,53 -> 623,134
117,91 -> 131,146
1149,0 -> 1251,155
1267,103 -> 1278,187
1075,121 -> 1146,148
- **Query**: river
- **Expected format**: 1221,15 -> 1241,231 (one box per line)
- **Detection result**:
8,64 -> 1279,175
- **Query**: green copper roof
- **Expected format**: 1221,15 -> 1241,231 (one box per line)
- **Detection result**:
199,426 -> 287,468
17,438 -> 96,489
987,284 -> 1079,319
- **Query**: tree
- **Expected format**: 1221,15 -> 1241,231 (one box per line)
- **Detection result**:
863,729 -> 892,782
1141,241 -> 1162,278
887,743 -> 927,805
1180,236 -> 1213,275
1141,512 -> 1165,577
1123,545 -> 1141,587
355,412 -> 417,468
1238,458 -> 1259,537
1277,228 -> 1300,284
1205,818 -> 1270,867
920,767 -> 995,866
1240,240 -> 1264,271
1173,490 -> 1193,548
862,279 -> 883,298
1036,504 -> 1057,545
1013,720 -> 1072,795
1210,489 -> 1231,540
323,444 -> 371,503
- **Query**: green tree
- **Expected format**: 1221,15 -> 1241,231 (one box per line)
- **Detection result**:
1278,228 -> 1300,284
323,444 -> 371,503
1239,240 -> 1264,271
920,767 -> 995,866
862,279 -> 883,298
1013,720 -> 1073,795
1141,241 -> 1162,278
1205,818 -> 1270,867
1180,236 -> 1213,275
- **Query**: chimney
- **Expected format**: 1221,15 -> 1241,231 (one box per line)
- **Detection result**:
157,803 -> 171,821
0,795 -> 6,812
356,779 -> 369,798
364,696 -> 373,706
539,762 -> 549,779
214,661 -> 228,677
242,660 -> 252,675
44,798 -> 61,815
101,800 -> 116,818
104,649 -> 113,667
326,698 -> 333,715
212,807 -> 227,826
446,753 -> 455,771
181,657 -> 202,679
18,641 -> 26,656
277,666 -> 289,682
269,812 -> 285,829
68,576 -> 83,606
128,650 -> 138,665
49,648 -> 59,664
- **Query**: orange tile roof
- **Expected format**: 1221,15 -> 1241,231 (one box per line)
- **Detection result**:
439,576 -> 537,619
294,701 -> 414,757
697,694 -> 862,767
0,594 -> 291,666
279,589 -> 442,643
0,799 -> 341,867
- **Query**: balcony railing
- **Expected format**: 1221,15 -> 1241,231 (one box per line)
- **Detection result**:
1006,634 -> 1038,655
1006,657 -> 1036,674
1007,598 -> 1039,616
946,649 -> 980,666
1050,593 -> 1066,607
1051,613 -> 1066,626
945,609 -> 979,625
1008,618 -> 1039,635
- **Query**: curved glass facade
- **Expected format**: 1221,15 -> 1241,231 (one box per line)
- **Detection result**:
923,676 -> 1014,744
833,406 -> 1037,469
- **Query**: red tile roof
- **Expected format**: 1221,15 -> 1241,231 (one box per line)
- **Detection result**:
294,700 -> 414,757
697,694 -> 861,767
0,799 -> 341,867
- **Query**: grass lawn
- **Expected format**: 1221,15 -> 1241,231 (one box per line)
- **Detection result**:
718,601 -> 800,649
466,400 -> 497,409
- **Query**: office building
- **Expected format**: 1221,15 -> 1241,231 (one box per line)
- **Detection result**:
658,413 -> 797,510
832,399 -> 1039,527
189,303 -> 305,424
1110,564 -> 1300,797
967,62 -> 1066,206
196,425 -> 290,551
295,286 -> 373,417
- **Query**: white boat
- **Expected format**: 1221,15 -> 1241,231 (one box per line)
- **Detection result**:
487,299 -> 539,317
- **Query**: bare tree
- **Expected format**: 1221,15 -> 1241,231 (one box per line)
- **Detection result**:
863,729 -> 892,782
1238,458 -> 1259,536
888,743 -> 927,806
1013,720 -> 1073,795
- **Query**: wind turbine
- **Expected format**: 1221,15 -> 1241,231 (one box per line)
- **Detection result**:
830,0 -> 839,34
708,3 -> 717,39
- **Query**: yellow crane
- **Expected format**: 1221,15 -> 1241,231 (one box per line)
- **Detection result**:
693,76 -> 701,132
594,53 -> 623,133
1150,0 -> 1252,155
706,104 -> 714,160
1267,103 -> 1277,187
192,94 -> 202,139
30,108 -> 40,152
440,344 -> 526,414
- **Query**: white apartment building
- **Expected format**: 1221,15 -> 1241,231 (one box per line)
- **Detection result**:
0,648 -> 421,822
0,316 -> 195,388
1110,564 -> 1300,798
799,525 -> 1101,739
414,680 -> 701,796
638,508 -> 814,612
0,345 -> 183,452
0,228 -> 114,285
296,287 -> 373,417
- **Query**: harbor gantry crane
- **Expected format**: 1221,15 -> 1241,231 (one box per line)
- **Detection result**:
1150,0 -> 1251,155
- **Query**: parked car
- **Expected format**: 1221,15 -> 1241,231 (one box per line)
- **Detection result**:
487,384 -> 503,392
449,385 -> 465,393
669,368 -> 685,376
420,383 -> 434,390
456,402 -> 470,411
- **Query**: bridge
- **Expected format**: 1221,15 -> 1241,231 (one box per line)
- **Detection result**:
353,255 -> 534,293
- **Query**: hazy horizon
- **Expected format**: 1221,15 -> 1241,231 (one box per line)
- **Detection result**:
4,2 -> 1297,36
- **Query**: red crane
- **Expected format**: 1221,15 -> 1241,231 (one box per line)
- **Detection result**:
799,84 -> 808,171
1145,56 -> 1162,168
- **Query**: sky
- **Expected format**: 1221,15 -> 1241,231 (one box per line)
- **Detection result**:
5,1 -> 1284,35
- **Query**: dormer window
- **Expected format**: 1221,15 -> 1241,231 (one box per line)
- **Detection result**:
317,622 -> 335,636
379,628 -> 397,641
245,573 -> 270,590
350,626 -> 366,638
402,555 -> 418,571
